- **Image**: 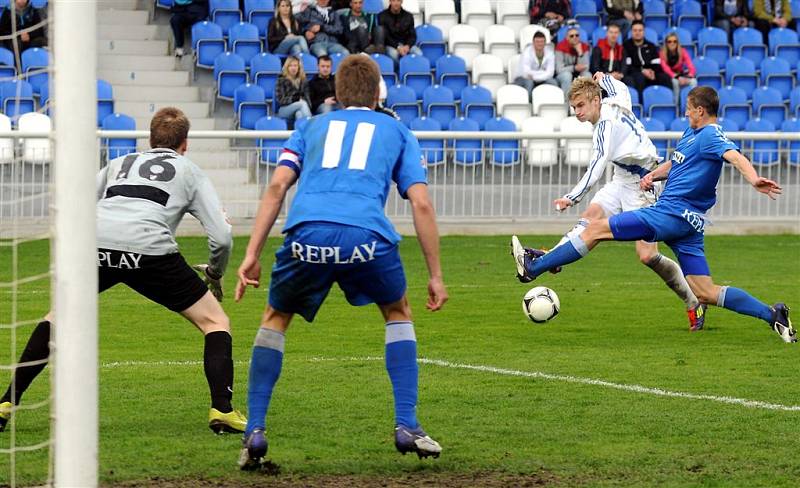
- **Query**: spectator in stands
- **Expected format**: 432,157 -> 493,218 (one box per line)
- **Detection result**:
529,0 -> 572,39
514,31 -> 558,98
292,0 -> 317,14
0,0 -> 47,53
622,20 -> 670,99
604,0 -> 642,38
660,31 -> 697,104
268,0 -> 311,55
340,0 -> 385,54
713,0 -> 752,37
309,54 -> 338,114
590,23 -> 625,81
555,25 -> 591,94
379,0 -> 422,64
752,0 -> 796,43
298,0 -> 350,57
275,55 -> 313,125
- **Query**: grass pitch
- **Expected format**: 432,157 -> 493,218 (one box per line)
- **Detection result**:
1,235 -> 799,487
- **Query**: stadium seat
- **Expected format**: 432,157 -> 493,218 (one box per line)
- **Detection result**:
693,56 -> 723,90
496,0 -> 530,38
18,112 -> 51,163
423,84 -> 457,130
559,25 -> 590,43
679,84 -> 693,112
485,116 -> 520,165
768,28 -> 800,67
744,118 -> 780,166
591,25 -> 608,45
297,52 -> 318,75
760,57 -> 794,100
574,0 -> 601,33
372,53 -> 398,87
0,47 -> 15,79
718,85 -> 751,129
156,0 -> 174,9
403,0 -> 423,25
624,26 -> 658,45
532,84 -> 566,128
733,27 -> 767,67
96,79 -> 114,128
228,22 -> 262,67
717,116 -> 739,132
250,52 -> 281,107
213,52 -> 248,102
507,53 -> 520,84
697,27 -> 730,67
643,0 -> 670,34
192,21 -> 226,71
641,117 -> 667,159
210,0 -> 242,35
449,116 -> 483,165
293,116 -> 310,131
448,24 -> 482,70
670,116 -> 690,132
628,86 -> 642,118
410,116 -> 445,165
725,57 -> 758,95
0,113 -> 12,164
675,0 -> 705,39
254,115 -> 287,165
642,85 -> 676,127
363,0 -> 383,14
781,118 -> 800,164
20,47 -> 49,95
560,116 -> 594,167
520,116 -> 557,166
471,53 -> 505,101
330,52 -> 345,73
234,83 -> 268,129
386,84 -> 421,127
0,79 -> 34,123
791,86 -> 800,116
415,24 -> 447,65
483,24 -> 517,66
436,54 -> 469,101
461,0 -> 495,37
496,84 -> 530,129
101,113 -> 137,160
460,84 -> 495,129
425,0 -> 458,41
399,54 -> 434,99
519,24 -> 551,51
244,0 -> 275,37
752,86 -> 787,128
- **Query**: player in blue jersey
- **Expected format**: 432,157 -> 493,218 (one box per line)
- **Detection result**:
234,55 -> 448,470
512,86 -> 796,343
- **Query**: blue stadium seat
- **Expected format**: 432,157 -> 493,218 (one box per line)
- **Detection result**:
591,25 -> 608,45
718,85 -> 750,128
38,79 -> 49,113
386,84 -> 420,127
768,28 -> 800,67
697,27 -> 730,67
410,116 -> 445,165
297,52 -> 318,75
460,84 -> 494,129
717,116 -> 739,132
752,86 -> 787,128
781,118 -> 800,164
693,56 -> 723,90
484,116 -> 520,165
192,21 -> 226,71
791,86 -> 800,116
733,27 -> 766,67
96,79 -> 114,127
294,116 -> 310,131
228,22 -> 262,67
330,52 -> 345,73
449,117 -> 483,165
371,53 -> 398,87
210,0 -> 242,35
20,47 -> 48,95
213,52 -> 248,101
255,115 -> 287,165
625,26 -> 658,45
679,84 -> 693,112
399,54 -> 433,99
250,52 -> 281,106
574,0 -> 601,33
675,0 -> 705,39
415,24 -> 447,65
101,113 -> 136,160
670,117 -> 690,132
744,118 -> 779,166
363,0 -> 383,14
423,84 -> 457,130
0,47 -> 15,79
643,85 -> 676,127
244,0 -> 275,37
234,83 -> 268,129
557,25 -> 589,43
643,0 -> 670,34
156,0 -> 174,8
0,79 -> 34,122
760,57 -> 794,99
628,86 -> 643,118
436,54 -> 469,101
725,57 -> 758,95
641,117 -> 667,159
664,27 -> 694,56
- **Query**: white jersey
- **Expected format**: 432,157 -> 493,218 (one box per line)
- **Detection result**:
564,74 -> 661,204
95,148 -> 232,276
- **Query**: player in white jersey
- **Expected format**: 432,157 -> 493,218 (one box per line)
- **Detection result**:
0,108 -> 247,434
514,74 -> 705,330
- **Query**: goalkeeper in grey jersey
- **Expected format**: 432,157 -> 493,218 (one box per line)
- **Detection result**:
0,108 -> 247,434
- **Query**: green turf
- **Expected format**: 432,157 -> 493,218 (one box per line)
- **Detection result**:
1,235 -> 799,487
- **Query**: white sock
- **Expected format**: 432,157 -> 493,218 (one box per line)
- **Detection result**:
646,254 -> 699,309
554,218 -> 589,249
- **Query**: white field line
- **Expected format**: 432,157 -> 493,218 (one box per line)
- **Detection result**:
98,356 -> 800,412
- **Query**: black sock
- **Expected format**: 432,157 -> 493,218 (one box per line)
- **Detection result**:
204,330 -> 233,413
1,320 -> 51,405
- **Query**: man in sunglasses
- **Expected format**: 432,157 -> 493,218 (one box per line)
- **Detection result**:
555,26 -> 591,94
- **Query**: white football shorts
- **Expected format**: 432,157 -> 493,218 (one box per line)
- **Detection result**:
590,180 -> 657,217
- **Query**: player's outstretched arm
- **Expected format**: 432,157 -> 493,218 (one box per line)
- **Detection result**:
723,149 -> 782,200
407,183 -> 448,312
235,166 -> 298,302
640,160 -> 672,190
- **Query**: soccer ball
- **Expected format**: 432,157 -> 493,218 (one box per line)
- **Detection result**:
522,286 -> 560,323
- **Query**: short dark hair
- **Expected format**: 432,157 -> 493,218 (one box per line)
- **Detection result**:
149,107 -> 190,150
606,22 -> 621,31
631,19 -> 645,28
335,55 -> 380,108
533,31 -> 546,40
687,86 -> 719,116
317,55 -> 332,64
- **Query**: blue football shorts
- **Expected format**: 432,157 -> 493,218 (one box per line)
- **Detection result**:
608,206 -> 710,276
268,222 -> 407,322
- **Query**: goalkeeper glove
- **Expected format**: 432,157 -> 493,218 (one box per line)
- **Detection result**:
193,264 -> 223,302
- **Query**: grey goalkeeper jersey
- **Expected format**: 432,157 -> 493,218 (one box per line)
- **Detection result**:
95,148 -> 232,277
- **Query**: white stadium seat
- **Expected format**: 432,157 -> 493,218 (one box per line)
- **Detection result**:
496,1 -> 530,38
448,24 -> 482,70
18,112 -> 52,164
461,0 -> 495,39
0,113 -> 14,164
484,24 -> 517,66
496,83 -> 531,129
560,116 -> 594,167
519,24 -> 551,51
425,0 -> 458,41
507,53 -> 520,83
521,116 -> 558,166
532,84 -> 568,127
402,0 -> 423,26
472,54 -> 506,101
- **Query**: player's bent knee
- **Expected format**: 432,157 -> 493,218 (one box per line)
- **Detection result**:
379,295 -> 412,323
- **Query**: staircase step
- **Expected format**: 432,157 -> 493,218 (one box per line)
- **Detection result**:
116,101 -> 209,119
97,0 -> 140,9
133,117 -> 217,131
98,24 -> 170,41
203,168 -> 250,186
98,55 -> 177,71
114,85 -> 200,102
98,69 -> 190,87
98,39 -> 169,56
98,9 -> 149,25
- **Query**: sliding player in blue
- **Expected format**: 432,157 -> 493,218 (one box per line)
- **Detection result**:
512,86 -> 795,343
234,55 -> 448,470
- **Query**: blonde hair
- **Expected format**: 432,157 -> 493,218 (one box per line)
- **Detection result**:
335,55 -> 381,108
568,77 -> 602,105
281,56 -> 306,87
661,33 -> 681,59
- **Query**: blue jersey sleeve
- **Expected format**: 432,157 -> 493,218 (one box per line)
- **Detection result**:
703,124 -> 738,158
278,127 -> 306,174
393,127 -> 427,198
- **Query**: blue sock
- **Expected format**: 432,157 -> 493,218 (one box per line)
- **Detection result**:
385,321 -> 418,429
718,286 -> 773,323
529,235 -> 589,278
245,328 -> 285,436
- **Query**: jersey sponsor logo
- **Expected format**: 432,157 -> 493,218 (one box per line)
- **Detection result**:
289,240 -> 377,264
98,251 -> 142,269
682,209 -> 705,233
672,150 -> 686,164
